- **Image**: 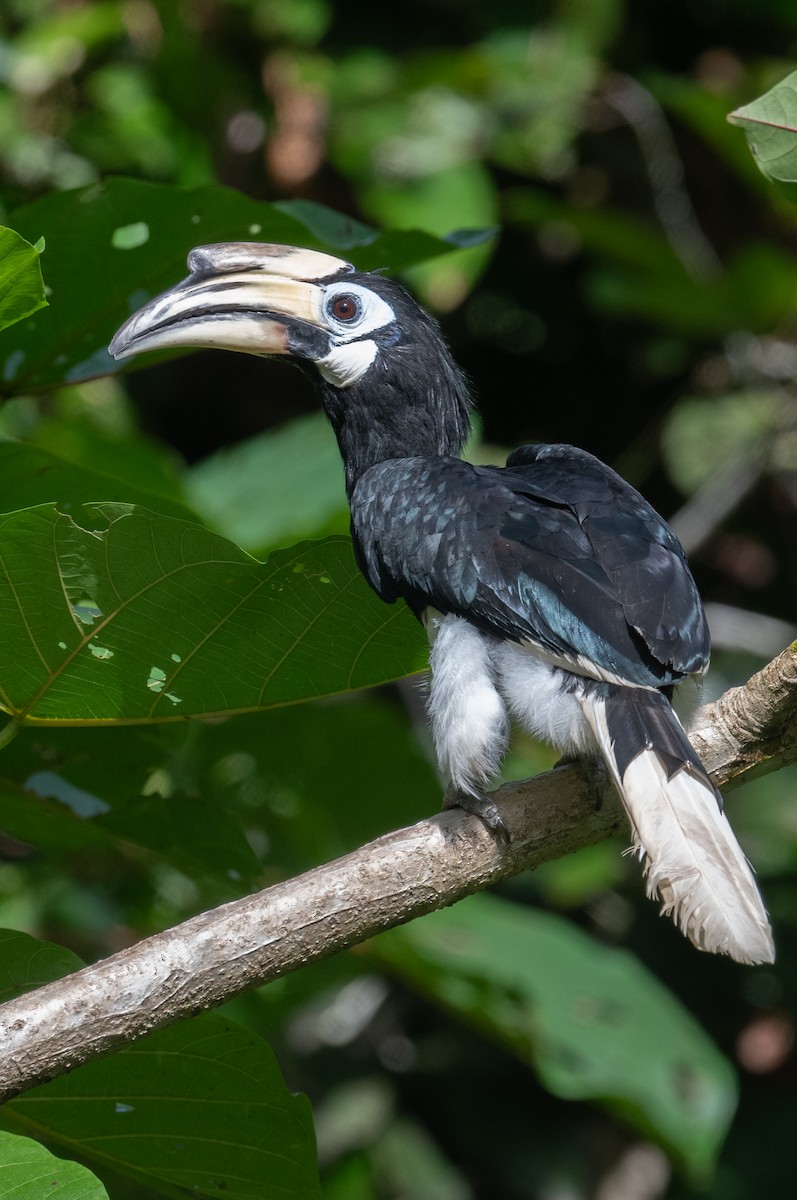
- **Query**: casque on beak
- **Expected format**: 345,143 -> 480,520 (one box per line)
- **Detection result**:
108,242 -> 354,362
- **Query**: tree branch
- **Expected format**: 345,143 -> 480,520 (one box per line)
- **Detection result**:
1,645 -> 796,1102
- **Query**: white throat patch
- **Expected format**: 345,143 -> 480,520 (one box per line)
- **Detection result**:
316,339 -> 378,388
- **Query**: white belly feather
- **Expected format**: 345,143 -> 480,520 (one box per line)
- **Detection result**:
424,611 -> 594,795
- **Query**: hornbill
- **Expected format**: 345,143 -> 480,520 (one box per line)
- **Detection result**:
110,242 -> 774,965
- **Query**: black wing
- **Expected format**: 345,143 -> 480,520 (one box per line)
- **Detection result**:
349,443 -> 710,689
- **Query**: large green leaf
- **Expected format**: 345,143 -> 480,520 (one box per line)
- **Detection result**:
0,438 -> 195,521
375,895 -> 737,1181
4,1013 -> 321,1200
3,177 -> 492,395
0,1131 -> 108,1200
0,228 -> 47,338
0,503 -> 424,727
729,71 -> 797,202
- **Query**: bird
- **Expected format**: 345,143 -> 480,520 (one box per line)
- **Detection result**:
109,241 -> 774,965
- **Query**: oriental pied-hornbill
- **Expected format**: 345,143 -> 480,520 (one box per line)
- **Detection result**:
110,242 -> 774,965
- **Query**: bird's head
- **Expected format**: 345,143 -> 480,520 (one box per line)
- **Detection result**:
110,242 -> 472,489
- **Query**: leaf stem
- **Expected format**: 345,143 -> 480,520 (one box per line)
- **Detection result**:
0,718 -> 22,752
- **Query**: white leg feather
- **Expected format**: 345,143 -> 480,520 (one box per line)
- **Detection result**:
581,691 -> 774,965
425,613 -> 509,796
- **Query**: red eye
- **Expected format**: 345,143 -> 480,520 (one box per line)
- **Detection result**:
329,293 -> 361,322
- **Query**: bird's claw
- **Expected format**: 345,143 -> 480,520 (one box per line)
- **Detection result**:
443,786 -> 511,845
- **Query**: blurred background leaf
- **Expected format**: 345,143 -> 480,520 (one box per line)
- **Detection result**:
375,895 -> 737,1181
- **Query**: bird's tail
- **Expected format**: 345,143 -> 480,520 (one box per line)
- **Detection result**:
579,686 -> 774,965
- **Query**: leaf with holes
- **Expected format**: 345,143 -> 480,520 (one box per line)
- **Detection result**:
4,1015 -> 320,1200
0,503 -> 425,727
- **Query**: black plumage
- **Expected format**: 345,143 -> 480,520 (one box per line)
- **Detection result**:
349,444 -> 709,689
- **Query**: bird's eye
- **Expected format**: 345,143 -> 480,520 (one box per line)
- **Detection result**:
328,293 -> 362,323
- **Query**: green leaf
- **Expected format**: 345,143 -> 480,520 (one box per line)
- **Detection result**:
197,699 -> 439,868
4,177 -> 492,395
185,412 -> 348,553
0,691 -> 436,876
97,792 -> 261,883
729,70 -> 797,201
4,1014 -> 320,1200
0,1130 -> 108,1200
0,724 -> 260,882
0,928 -> 83,1004
0,439 -> 195,521
375,895 -> 737,1180
0,775 -> 111,856
361,161 -> 498,307
0,228 -> 47,338
0,504 -> 424,726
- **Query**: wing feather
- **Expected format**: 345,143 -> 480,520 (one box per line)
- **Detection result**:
350,444 -> 710,688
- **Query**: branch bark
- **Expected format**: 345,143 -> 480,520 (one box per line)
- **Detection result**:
1,645 -> 796,1103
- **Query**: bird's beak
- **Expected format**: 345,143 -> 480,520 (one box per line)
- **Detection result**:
109,242 -> 353,362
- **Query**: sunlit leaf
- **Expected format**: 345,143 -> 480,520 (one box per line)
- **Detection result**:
0,1130 -> 108,1200
0,229 -> 46,338
375,895 -> 737,1180
13,1 -> 126,64
0,503 -> 424,726
729,70 -> 797,201
4,177 -> 492,394
5,1014 -> 321,1200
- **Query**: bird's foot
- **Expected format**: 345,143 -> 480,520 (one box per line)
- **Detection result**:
443,785 -> 510,845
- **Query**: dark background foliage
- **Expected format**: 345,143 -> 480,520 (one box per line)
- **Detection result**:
1,1 -> 797,1197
